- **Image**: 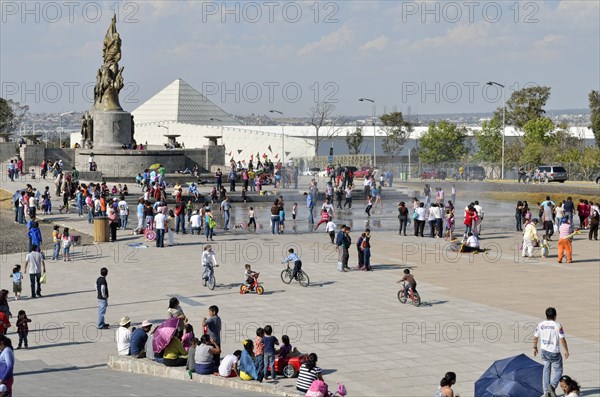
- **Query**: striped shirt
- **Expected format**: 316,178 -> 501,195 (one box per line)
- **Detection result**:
296,363 -> 322,393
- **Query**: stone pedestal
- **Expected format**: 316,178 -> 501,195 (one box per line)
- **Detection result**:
92,110 -> 133,149
20,144 -> 45,170
78,149 -> 186,178
205,144 -> 225,171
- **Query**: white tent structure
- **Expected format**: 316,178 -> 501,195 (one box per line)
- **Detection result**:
132,79 -> 315,160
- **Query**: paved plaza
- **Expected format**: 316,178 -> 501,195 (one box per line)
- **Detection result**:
1,176 -> 599,396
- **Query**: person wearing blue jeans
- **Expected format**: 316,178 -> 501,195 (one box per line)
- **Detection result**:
533,307 -> 570,395
204,210 -> 214,241
96,267 -> 109,329
220,197 -> 231,230
262,325 -> 279,380
270,200 -> 280,235
175,204 -> 186,234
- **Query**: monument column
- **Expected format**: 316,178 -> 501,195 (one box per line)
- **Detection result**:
89,14 -> 132,149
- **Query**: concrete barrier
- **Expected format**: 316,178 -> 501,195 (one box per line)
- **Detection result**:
107,355 -> 299,397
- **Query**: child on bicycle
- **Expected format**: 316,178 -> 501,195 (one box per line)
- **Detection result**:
202,245 -> 217,283
244,264 -> 258,288
397,269 -> 417,299
282,248 -> 302,281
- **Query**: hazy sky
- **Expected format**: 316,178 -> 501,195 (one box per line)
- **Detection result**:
1,0 -> 599,117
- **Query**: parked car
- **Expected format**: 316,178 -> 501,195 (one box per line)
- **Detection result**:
301,167 -> 320,176
596,174 -> 600,184
537,165 -> 568,183
353,166 -> 376,178
420,170 -> 447,180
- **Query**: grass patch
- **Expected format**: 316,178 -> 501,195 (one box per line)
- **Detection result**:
0,189 -> 15,210
489,191 -> 600,204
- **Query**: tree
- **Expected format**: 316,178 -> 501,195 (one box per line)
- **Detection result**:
379,112 -> 413,160
522,117 -> 555,146
496,86 -> 551,130
521,117 -> 555,165
474,116 -> 502,163
0,98 -> 14,133
418,120 -> 468,165
346,126 -> 363,154
307,102 -> 338,156
589,90 -> 600,147
0,99 -> 29,136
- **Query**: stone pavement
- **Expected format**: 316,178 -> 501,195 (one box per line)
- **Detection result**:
1,173 -> 599,396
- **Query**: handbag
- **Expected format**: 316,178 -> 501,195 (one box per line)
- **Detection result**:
208,218 -> 217,229
40,272 -> 47,284
412,211 -> 418,220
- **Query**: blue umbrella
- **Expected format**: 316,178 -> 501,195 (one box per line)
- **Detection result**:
475,354 -> 543,397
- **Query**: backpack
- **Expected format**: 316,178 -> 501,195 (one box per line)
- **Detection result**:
305,380 -> 328,397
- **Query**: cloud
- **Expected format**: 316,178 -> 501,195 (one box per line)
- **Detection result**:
359,35 -> 390,52
298,25 -> 354,56
409,23 -> 493,51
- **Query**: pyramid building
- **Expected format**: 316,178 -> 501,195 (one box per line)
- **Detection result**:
132,79 -> 240,125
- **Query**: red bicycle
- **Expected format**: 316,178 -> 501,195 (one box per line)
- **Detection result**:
397,282 -> 421,307
240,273 -> 264,295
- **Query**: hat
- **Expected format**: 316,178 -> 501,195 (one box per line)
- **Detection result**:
119,316 -> 131,326
562,217 -> 569,224
192,210 -> 198,215
532,218 -> 539,223
141,320 -> 152,327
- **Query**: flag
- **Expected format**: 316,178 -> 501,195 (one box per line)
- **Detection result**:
227,151 -> 232,156
268,145 -> 272,153
275,153 -> 279,159
237,149 -> 242,154
256,151 -> 260,158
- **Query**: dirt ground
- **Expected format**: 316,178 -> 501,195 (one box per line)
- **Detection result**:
0,189 -> 95,255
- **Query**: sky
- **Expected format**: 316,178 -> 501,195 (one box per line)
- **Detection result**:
1,0 -> 599,117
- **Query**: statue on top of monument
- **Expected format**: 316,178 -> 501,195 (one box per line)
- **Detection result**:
93,14 -> 125,112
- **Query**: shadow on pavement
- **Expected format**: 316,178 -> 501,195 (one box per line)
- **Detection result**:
41,289 -> 95,299
15,363 -> 106,376
24,341 -> 95,350
310,281 -> 336,287
419,300 -> 450,307
372,263 -> 413,271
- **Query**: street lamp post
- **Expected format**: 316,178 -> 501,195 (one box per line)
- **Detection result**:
487,81 -> 506,180
59,111 -> 75,148
358,98 -> 376,167
269,110 -> 284,163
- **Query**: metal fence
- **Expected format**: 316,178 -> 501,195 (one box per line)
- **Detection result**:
299,155 -> 599,182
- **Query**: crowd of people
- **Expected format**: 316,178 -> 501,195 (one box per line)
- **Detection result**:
4,155 -> 595,397
110,298 -> 331,394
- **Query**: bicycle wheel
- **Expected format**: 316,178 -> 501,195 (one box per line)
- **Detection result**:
280,269 -> 293,284
298,271 -> 310,287
239,285 -> 248,294
208,274 -> 216,290
412,291 -> 421,307
256,285 -> 264,295
397,290 -> 407,304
